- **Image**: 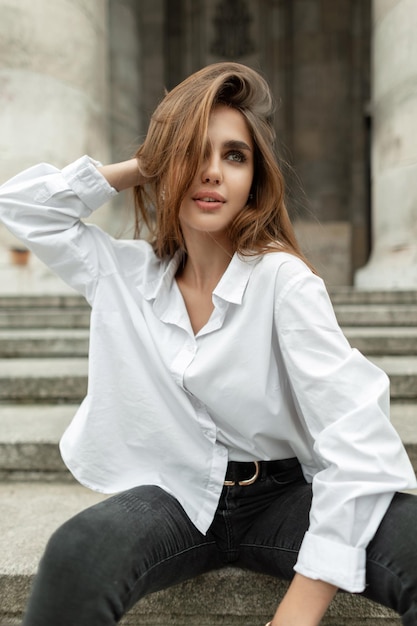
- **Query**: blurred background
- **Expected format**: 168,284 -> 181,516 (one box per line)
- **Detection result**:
0,0 -> 416,288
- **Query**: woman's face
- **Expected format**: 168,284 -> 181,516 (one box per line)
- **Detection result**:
179,104 -> 254,244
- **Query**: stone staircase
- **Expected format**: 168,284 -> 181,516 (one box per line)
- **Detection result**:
1,290 -> 416,625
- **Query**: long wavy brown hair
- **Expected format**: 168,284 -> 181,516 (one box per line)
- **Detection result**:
133,62 -> 311,267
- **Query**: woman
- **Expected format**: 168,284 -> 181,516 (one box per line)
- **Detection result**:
0,62 -> 416,626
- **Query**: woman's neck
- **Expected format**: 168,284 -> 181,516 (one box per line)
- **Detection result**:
178,232 -> 234,291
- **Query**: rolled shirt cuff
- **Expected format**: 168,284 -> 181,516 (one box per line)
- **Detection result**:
294,530 -> 366,592
62,155 -> 118,213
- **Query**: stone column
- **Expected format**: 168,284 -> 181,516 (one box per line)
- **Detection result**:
355,0 -> 417,289
137,0 -> 165,132
280,0 -> 356,286
0,0 -> 111,248
108,0 -> 142,239
109,0 -> 142,162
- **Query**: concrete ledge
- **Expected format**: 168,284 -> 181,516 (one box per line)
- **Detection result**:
122,568 -> 400,625
0,569 -> 400,626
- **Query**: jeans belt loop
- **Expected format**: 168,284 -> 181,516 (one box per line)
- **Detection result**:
224,461 -> 260,487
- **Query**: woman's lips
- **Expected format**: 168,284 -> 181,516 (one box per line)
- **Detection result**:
192,192 -> 225,211
194,199 -> 224,211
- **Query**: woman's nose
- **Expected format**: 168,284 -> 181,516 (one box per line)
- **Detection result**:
203,174 -> 220,184
201,156 -> 222,185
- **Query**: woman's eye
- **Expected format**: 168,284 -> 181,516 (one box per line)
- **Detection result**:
226,151 -> 246,163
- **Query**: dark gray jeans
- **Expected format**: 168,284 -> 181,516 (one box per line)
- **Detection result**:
22,459 -> 417,625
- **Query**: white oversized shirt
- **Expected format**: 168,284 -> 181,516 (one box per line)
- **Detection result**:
0,156 -> 415,593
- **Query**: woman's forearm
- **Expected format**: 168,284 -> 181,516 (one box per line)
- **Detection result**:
97,159 -> 146,192
270,574 -> 338,626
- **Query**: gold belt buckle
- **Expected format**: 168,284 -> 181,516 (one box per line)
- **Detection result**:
224,461 -> 260,486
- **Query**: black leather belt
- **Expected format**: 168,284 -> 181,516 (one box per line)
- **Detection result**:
224,458 -> 299,486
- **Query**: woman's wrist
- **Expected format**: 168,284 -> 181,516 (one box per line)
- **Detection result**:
267,574 -> 338,626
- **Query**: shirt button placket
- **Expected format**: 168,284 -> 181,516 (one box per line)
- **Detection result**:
170,338 -> 197,389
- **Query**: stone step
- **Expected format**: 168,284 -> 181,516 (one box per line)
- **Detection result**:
390,403 -> 417,472
0,308 -> 90,329
370,356 -> 417,399
0,404 -> 75,481
0,403 -> 415,480
0,329 -> 89,358
0,291 -> 413,626
344,327 -> 417,355
328,288 -> 417,306
334,304 -> 417,327
1,355 -> 416,404
0,358 -> 88,403
0,482 -> 402,625
0,291 -> 416,330
1,327 -> 417,358
0,289 -> 415,309
0,304 -> 415,329
0,294 -> 86,309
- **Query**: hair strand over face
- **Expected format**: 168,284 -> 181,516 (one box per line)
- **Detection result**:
133,62 -> 314,271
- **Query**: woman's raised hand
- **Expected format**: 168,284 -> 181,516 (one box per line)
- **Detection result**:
97,158 -> 149,192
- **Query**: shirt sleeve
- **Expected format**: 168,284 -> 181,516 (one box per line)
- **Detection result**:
273,259 -> 417,592
0,156 -> 118,302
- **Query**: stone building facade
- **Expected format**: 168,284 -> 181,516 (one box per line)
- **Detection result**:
0,0 -> 416,288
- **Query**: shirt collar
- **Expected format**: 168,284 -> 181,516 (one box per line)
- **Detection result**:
137,249 -> 184,302
213,253 -> 261,305
138,249 -> 260,306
